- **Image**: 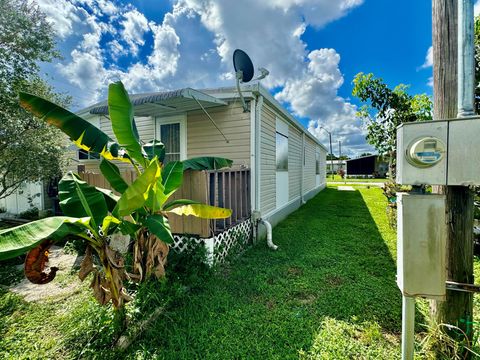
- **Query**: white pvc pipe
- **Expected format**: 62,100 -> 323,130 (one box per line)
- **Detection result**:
261,219 -> 277,250
401,295 -> 415,360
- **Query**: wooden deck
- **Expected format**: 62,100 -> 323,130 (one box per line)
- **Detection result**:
78,168 -> 251,237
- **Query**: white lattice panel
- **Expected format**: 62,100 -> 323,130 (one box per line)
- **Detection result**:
171,235 -> 204,253
171,220 -> 252,265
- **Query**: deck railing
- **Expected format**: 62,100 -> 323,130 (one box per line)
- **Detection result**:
78,167 -> 251,237
206,169 -> 251,234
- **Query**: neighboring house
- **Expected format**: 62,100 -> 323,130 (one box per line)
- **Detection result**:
326,159 -> 346,174
345,155 -> 388,178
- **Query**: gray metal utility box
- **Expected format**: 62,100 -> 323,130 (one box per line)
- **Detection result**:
397,117 -> 480,186
396,193 -> 447,300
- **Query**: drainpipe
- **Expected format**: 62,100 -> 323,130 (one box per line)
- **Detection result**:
301,132 -> 306,204
255,95 -> 263,212
251,95 -> 264,245
250,96 -> 257,244
260,218 -> 277,250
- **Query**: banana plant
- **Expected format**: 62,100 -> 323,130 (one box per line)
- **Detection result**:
0,173 -> 132,308
0,81 -> 233,308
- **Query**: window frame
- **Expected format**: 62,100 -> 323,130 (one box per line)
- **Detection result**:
155,114 -> 187,161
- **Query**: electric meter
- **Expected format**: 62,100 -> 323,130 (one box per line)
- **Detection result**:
406,137 -> 446,168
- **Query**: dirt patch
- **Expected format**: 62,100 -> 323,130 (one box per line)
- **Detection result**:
286,267 -> 303,277
325,274 -> 344,287
9,246 -> 83,302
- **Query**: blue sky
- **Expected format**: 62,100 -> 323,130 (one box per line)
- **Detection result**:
36,0 -> 465,156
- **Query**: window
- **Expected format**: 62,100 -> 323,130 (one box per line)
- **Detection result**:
316,151 -> 320,175
160,123 -> 181,162
276,132 -> 288,171
156,115 -> 186,162
78,149 -> 100,160
78,118 -> 101,160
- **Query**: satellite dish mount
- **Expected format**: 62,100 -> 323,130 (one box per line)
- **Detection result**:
233,49 -> 268,112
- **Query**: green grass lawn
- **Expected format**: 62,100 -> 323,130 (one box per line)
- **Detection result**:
2,186 -> 471,359
327,174 -> 387,183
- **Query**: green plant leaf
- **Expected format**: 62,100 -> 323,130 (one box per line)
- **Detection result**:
182,157 -> 233,171
162,161 -> 184,196
101,215 -> 121,235
59,172 -> 108,227
19,92 -> 126,162
95,186 -> 119,212
99,159 -> 129,194
162,199 -> 200,211
118,220 -> 141,235
145,178 -> 168,213
145,214 -> 174,244
144,140 -> 165,162
115,158 -> 160,216
108,81 -> 146,167
167,204 -> 232,219
0,216 -> 89,261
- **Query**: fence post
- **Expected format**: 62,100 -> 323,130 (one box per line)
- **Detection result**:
204,237 -> 215,267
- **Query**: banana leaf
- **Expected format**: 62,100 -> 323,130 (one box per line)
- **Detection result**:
19,92 -> 126,162
144,214 -> 174,244
167,204 -> 232,219
59,172 -> 108,227
162,161 -> 184,196
182,157 -> 233,171
101,216 -> 121,235
99,159 -> 129,194
0,216 -> 89,260
144,140 -> 165,162
95,186 -> 119,212
108,82 -> 147,167
162,199 -> 199,211
115,158 -> 161,216
145,177 -> 168,213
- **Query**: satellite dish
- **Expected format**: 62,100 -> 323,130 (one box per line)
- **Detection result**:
233,49 -> 254,83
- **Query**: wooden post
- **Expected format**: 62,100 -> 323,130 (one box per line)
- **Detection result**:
431,0 -> 475,347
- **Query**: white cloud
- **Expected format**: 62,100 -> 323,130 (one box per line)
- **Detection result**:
475,0 -> 480,16
275,49 -> 372,156
121,9 -> 150,56
116,20 -> 181,93
36,0 -> 82,38
421,46 -> 433,69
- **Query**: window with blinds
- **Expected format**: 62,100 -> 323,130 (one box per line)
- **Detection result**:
160,123 -> 181,162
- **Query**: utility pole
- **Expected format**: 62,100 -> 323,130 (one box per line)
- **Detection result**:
320,127 -> 334,180
339,141 -> 342,167
431,0 -> 474,347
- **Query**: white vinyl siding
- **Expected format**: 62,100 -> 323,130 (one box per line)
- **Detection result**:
260,104 -> 276,214
187,102 -> 251,168
304,137 -> 317,191
288,126 -> 302,201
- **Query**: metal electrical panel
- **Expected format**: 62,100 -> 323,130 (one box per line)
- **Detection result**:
448,119 -> 480,185
397,117 -> 480,186
396,121 -> 448,185
396,193 -> 447,300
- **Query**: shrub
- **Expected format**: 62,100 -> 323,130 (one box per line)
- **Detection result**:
18,207 -> 39,220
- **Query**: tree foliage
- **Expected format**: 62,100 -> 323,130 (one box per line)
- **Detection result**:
475,15 -> 480,112
352,73 -> 432,176
0,0 -> 69,199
